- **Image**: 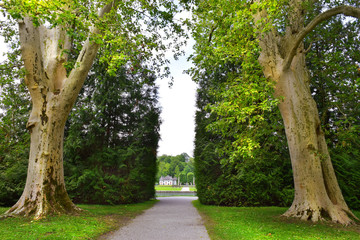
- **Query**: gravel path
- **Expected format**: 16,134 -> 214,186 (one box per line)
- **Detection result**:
104,197 -> 210,240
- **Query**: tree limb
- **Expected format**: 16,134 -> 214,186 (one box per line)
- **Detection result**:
304,38 -> 319,54
63,1 -> 119,105
283,5 -> 360,71
208,24 -> 218,43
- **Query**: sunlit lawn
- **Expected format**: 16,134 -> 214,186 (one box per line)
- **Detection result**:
0,200 -> 157,240
193,200 -> 360,240
155,185 -> 197,191
155,185 -> 182,191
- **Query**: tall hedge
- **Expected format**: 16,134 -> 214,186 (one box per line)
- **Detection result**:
64,60 -> 160,204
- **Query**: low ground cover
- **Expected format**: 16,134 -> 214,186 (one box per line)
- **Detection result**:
193,201 -> 360,240
0,200 -> 157,240
155,185 -> 182,191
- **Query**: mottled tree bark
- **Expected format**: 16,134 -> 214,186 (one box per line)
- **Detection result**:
256,3 -> 360,224
5,3 -> 116,219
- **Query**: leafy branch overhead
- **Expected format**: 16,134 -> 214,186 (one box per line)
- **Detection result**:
1,0 -> 186,77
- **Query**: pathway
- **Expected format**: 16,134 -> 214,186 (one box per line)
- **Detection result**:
104,197 -> 210,240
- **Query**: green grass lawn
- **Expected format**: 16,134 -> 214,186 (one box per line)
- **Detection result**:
193,200 -> 360,240
155,185 -> 182,191
155,186 -> 197,191
0,200 -> 157,240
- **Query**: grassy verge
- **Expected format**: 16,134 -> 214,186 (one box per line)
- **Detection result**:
193,200 -> 360,240
155,185 -> 182,191
0,200 -> 157,240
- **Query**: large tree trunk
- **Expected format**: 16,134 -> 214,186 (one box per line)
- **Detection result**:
260,50 -> 356,224
4,6 -> 107,217
4,18 -> 80,218
273,54 -> 355,224
6,95 -> 80,218
254,2 -> 359,225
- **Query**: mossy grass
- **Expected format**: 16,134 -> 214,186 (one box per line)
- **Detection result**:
155,185 -> 182,191
193,200 -> 360,240
0,200 -> 157,240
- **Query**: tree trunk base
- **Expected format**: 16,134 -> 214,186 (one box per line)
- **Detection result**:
4,194 -> 82,219
283,203 -> 358,225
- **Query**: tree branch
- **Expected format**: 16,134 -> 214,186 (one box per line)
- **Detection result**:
208,24 -> 218,43
283,5 -> 360,71
304,38 -> 319,54
63,1 -> 119,105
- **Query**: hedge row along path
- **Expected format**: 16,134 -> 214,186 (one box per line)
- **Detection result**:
103,197 -> 210,240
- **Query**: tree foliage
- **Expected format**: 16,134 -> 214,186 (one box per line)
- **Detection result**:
0,37 -> 30,206
193,58 -> 293,207
63,55 -> 161,204
1,0 -> 186,77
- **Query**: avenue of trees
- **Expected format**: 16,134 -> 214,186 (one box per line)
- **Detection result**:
157,153 -> 195,185
0,0 -> 359,226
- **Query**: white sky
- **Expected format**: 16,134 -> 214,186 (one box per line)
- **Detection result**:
0,24 -> 197,158
156,40 -> 197,157
0,36 -> 5,62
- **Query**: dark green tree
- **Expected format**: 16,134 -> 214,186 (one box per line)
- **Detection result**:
0,35 -> 30,206
305,15 -> 360,210
63,55 -> 161,204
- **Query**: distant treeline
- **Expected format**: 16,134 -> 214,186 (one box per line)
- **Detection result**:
157,153 -> 195,185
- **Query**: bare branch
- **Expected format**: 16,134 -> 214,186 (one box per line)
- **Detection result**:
283,5 -> 360,71
304,38 -> 319,54
208,24 -> 218,43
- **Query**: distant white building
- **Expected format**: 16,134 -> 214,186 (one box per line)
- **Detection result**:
159,176 -> 177,185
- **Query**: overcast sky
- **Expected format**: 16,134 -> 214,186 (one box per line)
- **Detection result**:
156,40 -> 197,157
0,25 -> 197,158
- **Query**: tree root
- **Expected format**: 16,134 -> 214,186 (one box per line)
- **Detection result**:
283,204 -> 358,226
4,196 -> 82,220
